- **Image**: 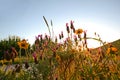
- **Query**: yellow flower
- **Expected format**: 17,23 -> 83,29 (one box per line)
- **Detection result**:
17,39 -> 29,49
75,29 -> 83,35
111,47 -> 117,52
107,47 -> 117,54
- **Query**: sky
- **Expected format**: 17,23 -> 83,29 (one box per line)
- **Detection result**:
0,0 -> 120,48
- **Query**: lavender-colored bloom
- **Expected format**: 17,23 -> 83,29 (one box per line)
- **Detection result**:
66,23 -> 70,33
70,20 -> 74,29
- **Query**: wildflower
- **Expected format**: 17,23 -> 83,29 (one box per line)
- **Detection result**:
84,30 -> 87,39
111,47 -> 117,52
11,47 -> 18,62
75,29 -> 83,35
40,34 -> 43,42
38,34 -> 41,38
11,47 -> 18,57
78,34 -> 82,41
32,52 -> 38,64
17,39 -> 29,49
38,34 -> 43,42
70,20 -> 74,29
74,35 -> 77,42
66,23 -> 70,33
35,39 -> 39,46
61,31 -> 64,38
32,52 -> 37,59
107,46 -> 118,54
59,34 -> 61,40
35,36 -> 39,40
45,34 -> 48,40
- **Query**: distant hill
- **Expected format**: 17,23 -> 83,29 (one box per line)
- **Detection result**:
90,39 -> 120,55
109,39 -> 120,55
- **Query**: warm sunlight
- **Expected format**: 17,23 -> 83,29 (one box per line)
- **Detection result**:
74,20 -> 120,48
0,0 -> 120,79
26,20 -> 120,48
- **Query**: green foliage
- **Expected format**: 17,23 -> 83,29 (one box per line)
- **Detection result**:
0,36 -> 20,60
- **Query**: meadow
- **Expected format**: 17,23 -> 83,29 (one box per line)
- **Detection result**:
0,17 -> 120,80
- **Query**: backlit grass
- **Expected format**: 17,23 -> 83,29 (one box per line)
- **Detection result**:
0,17 -> 120,80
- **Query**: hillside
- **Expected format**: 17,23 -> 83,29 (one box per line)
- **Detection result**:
91,39 -> 120,55
108,39 -> 120,55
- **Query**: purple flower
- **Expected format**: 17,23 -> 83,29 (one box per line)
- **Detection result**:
66,23 -> 70,33
32,52 -> 38,64
70,20 -> 74,29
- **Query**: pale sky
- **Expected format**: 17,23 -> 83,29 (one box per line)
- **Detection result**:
0,0 -> 120,48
